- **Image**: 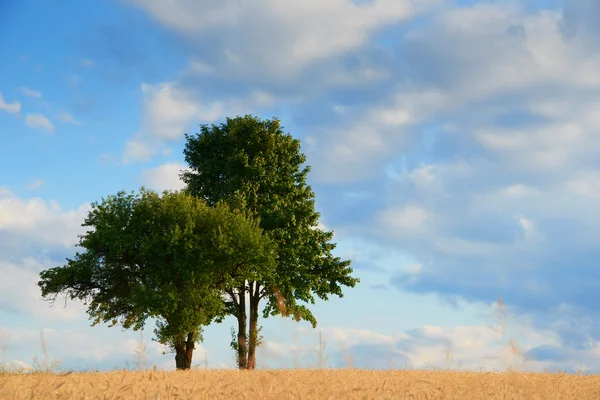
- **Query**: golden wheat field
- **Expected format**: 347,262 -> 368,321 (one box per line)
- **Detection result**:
1,368 -> 599,399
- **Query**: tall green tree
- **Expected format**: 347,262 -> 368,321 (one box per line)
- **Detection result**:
38,188 -> 275,370
182,115 -> 359,369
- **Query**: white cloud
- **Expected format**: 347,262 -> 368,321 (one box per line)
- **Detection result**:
517,216 -> 534,237
293,5 -> 600,342
123,82 -> 214,163
0,92 -> 20,115
20,87 -> 42,98
129,0 -> 439,79
565,171 -> 600,199
188,59 -> 214,74
263,320 -> 571,371
141,162 -> 190,192
124,82 -> 275,163
296,2 -> 600,318
395,324 -> 556,371
25,113 -> 54,134
121,0 -> 442,166
306,2 -> 600,184
377,204 -> 434,234
0,325 -> 173,370
323,326 -> 404,347
405,263 -> 422,276
58,113 -> 81,125
81,58 -> 94,67
306,89 -> 450,183
27,179 -> 44,191
311,221 -> 329,232
306,123 -> 395,183
140,82 -> 204,141
502,184 -> 535,198
0,259 -> 85,321
0,190 -> 90,250
124,141 -> 154,164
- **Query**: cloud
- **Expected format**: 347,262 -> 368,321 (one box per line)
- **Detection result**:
0,91 -> 20,115
139,82 -> 205,141
123,82 -> 274,163
129,0 -> 439,81
303,1 -> 600,184
0,189 -> 90,252
123,82 -> 211,163
0,189 -> 92,323
369,284 -> 389,291
0,325 -> 174,371
20,87 -> 42,98
377,204 -> 434,234
118,0 -> 444,165
25,113 -> 55,134
258,320 -> 588,372
0,259 -> 86,321
337,3 -> 600,313
304,88 -> 446,183
124,140 -> 154,163
242,2 -> 600,363
141,162 -> 189,192
58,112 -> 81,125
188,59 -> 214,75
561,0 -> 600,46
122,0 -> 440,119
27,179 -> 44,191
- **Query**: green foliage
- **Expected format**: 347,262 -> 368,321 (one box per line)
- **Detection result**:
254,325 -> 264,348
229,326 -> 239,353
182,114 -> 359,329
38,188 -> 276,352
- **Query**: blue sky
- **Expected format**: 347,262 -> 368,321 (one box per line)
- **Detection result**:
3,0 -> 600,373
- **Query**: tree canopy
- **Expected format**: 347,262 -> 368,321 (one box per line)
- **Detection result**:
38,188 -> 276,370
182,115 -> 359,369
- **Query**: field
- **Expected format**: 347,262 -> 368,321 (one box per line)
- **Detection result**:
1,368 -> 600,399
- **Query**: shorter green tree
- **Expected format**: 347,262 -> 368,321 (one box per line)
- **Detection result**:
38,188 -> 275,370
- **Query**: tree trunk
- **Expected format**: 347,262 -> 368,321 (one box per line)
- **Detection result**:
174,332 -> 195,370
247,281 -> 260,370
237,283 -> 248,369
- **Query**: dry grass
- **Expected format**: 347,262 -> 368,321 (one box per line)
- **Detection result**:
1,368 -> 600,399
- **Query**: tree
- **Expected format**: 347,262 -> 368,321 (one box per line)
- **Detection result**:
182,115 -> 359,369
38,188 -> 275,370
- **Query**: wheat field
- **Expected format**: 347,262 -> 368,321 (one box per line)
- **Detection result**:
0,368 -> 599,399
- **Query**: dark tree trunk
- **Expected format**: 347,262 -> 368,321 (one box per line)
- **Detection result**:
237,283 -> 248,369
247,281 -> 260,370
174,332 -> 195,370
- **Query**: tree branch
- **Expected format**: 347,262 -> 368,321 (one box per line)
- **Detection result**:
253,282 -> 260,299
258,285 -> 271,300
226,289 -> 239,307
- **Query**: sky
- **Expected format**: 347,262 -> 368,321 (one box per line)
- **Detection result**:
2,0 -> 600,373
